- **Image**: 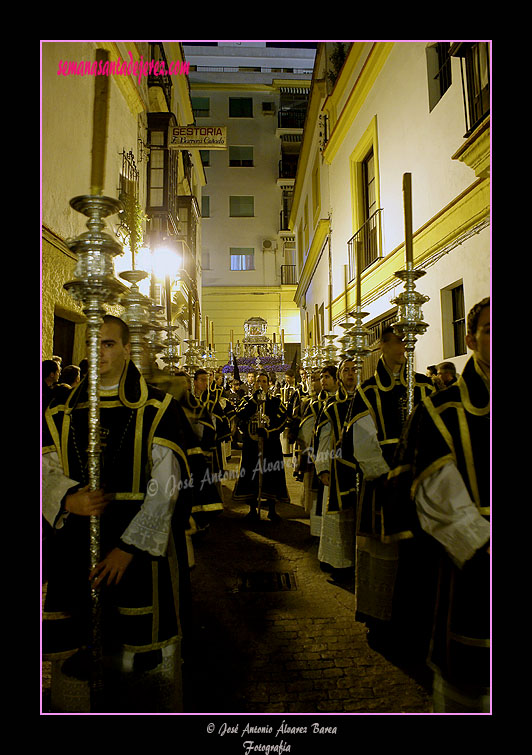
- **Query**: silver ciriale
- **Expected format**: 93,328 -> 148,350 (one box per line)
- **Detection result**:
120,269 -> 151,376
336,308 -> 372,386
391,267 -> 430,416
64,193 -> 124,709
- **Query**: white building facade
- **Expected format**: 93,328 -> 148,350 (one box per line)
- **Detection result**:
292,41 -> 490,377
183,42 -> 316,365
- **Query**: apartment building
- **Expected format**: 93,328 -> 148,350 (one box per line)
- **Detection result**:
183,42 -> 316,367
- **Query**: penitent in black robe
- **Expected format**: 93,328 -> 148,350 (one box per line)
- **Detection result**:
232,393 -> 290,506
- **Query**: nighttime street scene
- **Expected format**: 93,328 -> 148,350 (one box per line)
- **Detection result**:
41,40 -> 491,725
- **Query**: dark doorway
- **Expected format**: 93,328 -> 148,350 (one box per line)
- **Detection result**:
53,315 -> 76,366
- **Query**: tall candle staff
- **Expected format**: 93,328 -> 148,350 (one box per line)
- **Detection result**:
391,173 -> 429,415
63,49 -> 124,710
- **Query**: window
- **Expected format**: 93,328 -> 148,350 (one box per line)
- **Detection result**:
348,118 -> 383,279
362,149 -> 376,220
191,96 -> 210,118
451,285 -> 467,356
230,248 -> 255,270
362,309 -> 398,382
202,251 -> 211,270
200,150 -> 210,167
229,97 -> 253,117
441,282 -> 467,358
426,42 -> 452,112
201,195 -> 210,218
230,196 -> 254,217
281,188 -> 294,231
229,146 -> 254,167
450,42 -> 490,136
148,131 -> 165,207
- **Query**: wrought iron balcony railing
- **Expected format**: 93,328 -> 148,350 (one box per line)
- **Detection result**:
278,159 -> 298,180
347,208 -> 383,282
278,108 -> 306,129
281,265 -> 297,285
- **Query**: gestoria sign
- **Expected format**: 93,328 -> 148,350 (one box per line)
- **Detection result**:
169,126 -> 227,150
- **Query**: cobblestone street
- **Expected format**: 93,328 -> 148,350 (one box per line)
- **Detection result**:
182,452 -> 431,715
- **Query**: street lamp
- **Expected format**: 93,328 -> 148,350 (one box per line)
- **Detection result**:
151,241 -> 183,374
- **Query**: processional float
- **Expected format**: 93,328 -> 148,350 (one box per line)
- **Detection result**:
62,49 -> 124,711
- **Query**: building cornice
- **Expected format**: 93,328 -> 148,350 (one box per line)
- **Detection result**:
322,42 -> 394,165
451,117 -> 490,179
96,41 -> 147,115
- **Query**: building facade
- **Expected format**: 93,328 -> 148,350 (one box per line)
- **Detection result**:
41,41 -> 205,367
183,42 -> 316,368
291,41 -> 490,378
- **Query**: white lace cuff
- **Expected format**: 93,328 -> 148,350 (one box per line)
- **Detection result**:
41,451 -> 79,529
415,461 -> 490,568
353,414 -> 390,480
120,444 -> 181,557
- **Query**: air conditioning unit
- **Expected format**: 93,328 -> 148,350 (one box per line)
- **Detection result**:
262,238 -> 277,252
262,101 -> 276,115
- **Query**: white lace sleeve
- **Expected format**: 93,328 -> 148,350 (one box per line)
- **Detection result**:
352,414 -> 390,480
415,461 -> 490,569
42,451 -> 79,528
315,421 -> 332,475
120,444 -> 181,557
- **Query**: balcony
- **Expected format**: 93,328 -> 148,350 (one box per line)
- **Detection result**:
280,209 -> 291,233
278,158 -> 298,180
281,265 -> 297,285
278,108 -> 307,129
148,42 -> 173,112
347,209 -> 383,282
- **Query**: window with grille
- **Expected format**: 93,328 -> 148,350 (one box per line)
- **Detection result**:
360,310 -> 398,382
